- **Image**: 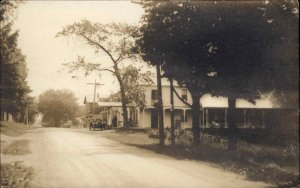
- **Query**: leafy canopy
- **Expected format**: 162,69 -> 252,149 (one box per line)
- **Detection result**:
38,89 -> 79,127
1,0 -> 33,116
137,1 -> 298,103
121,65 -> 154,108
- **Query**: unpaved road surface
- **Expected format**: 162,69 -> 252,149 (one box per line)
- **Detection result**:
1,128 -> 272,188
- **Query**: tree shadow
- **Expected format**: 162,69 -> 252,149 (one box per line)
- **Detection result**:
128,142 -> 299,186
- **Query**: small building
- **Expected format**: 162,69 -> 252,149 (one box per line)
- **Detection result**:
84,96 -> 136,127
0,111 -> 14,122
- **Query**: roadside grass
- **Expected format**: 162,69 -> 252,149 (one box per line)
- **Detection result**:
2,139 -> 31,155
0,122 -> 34,187
0,161 -> 34,188
100,129 -> 299,186
100,128 -> 158,146
135,142 -> 299,186
0,121 -> 35,137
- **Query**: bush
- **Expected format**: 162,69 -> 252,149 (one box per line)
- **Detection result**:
148,129 -> 159,138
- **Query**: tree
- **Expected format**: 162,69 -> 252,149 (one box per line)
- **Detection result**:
203,1 -> 298,150
121,65 -> 154,108
0,0 -> 33,120
38,89 -> 79,127
137,1 -> 298,148
26,97 -> 38,124
262,0 -> 299,109
56,20 -> 139,127
137,2 -> 217,145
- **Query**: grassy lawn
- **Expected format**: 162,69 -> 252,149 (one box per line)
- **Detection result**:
100,128 -> 299,187
2,139 -> 31,155
0,121 -> 35,137
1,121 -> 34,188
100,128 -> 158,146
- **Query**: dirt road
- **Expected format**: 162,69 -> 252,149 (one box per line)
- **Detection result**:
1,128 -> 271,188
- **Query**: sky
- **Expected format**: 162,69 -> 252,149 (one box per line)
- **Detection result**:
13,1 -> 273,108
14,1 -> 146,104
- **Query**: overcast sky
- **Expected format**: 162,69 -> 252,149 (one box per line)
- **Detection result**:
14,1 -> 146,104
13,1 -> 273,107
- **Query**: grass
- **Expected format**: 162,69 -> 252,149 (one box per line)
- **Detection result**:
135,143 -> 299,186
2,139 -> 31,155
100,129 -> 299,186
0,121 -> 35,137
100,128 -> 158,146
0,121 -> 34,187
0,161 -> 34,188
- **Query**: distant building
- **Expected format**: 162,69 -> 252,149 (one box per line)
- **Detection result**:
83,95 -> 135,127
0,111 -> 14,122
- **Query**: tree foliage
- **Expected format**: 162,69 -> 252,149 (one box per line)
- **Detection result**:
57,20 -> 140,127
38,89 -> 79,127
0,0 -> 34,120
137,1 -> 298,146
137,2 -> 219,144
206,1 -> 298,101
261,0 -> 299,108
121,65 -> 154,108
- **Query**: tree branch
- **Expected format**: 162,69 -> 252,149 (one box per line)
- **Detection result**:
96,68 -> 115,74
80,34 -> 118,65
172,85 -> 192,108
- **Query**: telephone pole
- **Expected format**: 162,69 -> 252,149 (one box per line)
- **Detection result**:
87,80 -> 104,119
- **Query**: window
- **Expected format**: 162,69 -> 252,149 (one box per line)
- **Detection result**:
151,90 -> 158,100
181,113 -> 188,122
151,90 -> 158,105
182,89 -> 187,101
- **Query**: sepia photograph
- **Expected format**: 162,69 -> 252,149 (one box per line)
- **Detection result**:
0,0 -> 299,187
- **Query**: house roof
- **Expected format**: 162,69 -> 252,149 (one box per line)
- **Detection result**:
200,94 -> 274,108
96,102 -> 134,107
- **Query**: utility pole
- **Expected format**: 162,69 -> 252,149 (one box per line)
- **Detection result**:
87,80 -> 104,119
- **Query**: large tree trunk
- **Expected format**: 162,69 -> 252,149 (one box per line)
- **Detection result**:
156,65 -> 165,146
54,119 -> 60,127
228,95 -> 238,150
120,84 -> 129,128
170,78 -> 175,146
114,66 -> 129,128
191,93 -> 201,145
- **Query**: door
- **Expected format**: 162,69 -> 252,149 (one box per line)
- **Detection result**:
151,109 -> 158,128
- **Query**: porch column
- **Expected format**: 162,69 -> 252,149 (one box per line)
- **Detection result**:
137,107 -> 140,127
244,109 -> 246,127
225,109 -> 227,128
127,107 -> 130,120
163,107 -> 166,128
142,108 -> 145,128
183,109 -> 186,130
262,110 -> 265,128
205,108 -> 208,128
202,109 -> 205,127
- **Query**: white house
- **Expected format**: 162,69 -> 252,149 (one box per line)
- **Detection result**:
137,85 -> 278,129
138,85 -> 193,129
85,84 -> 292,130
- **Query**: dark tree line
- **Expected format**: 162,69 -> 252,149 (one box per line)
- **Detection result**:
0,0 -> 37,123
136,1 -> 298,148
